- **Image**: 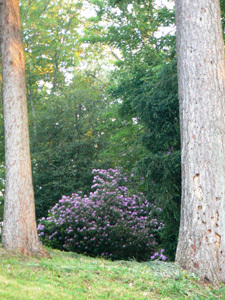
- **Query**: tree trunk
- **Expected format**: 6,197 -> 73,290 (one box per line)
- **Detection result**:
175,0 -> 225,282
0,0 -> 49,257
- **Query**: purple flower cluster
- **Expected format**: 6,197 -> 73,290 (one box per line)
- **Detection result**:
37,168 -> 164,261
151,249 -> 167,261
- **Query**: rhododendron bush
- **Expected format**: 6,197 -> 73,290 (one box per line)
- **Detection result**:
38,169 -> 163,261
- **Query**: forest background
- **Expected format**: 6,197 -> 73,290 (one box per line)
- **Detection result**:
0,0 -> 224,260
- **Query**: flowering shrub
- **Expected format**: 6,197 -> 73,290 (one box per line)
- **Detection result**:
38,168 -> 163,261
151,249 -> 167,261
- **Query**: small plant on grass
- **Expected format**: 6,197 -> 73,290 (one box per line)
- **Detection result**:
0,221 -> 2,243
150,249 -> 167,261
38,168 -> 164,261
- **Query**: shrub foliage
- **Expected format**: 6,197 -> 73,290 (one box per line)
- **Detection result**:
38,169 -> 163,261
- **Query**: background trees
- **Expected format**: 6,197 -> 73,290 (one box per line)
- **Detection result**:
19,0 -> 116,218
83,0 -> 180,258
32,72 -> 111,218
0,0 -> 224,264
0,0 -> 181,259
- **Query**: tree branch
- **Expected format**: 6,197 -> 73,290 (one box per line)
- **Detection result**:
110,50 -> 121,61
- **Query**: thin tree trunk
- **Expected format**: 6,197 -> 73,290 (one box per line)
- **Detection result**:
0,0 -> 49,257
51,51 -> 60,97
27,72 -> 37,141
175,0 -> 225,282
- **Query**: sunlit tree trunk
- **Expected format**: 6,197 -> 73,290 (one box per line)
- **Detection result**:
0,0 -> 48,257
175,0 -> 225,282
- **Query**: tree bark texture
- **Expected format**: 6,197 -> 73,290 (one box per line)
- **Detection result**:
175,0 -> 225,282
0,0 -> 48,257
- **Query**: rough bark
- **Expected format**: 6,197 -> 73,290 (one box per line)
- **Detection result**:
0,0 -> 49,257
175,0 -> 225,282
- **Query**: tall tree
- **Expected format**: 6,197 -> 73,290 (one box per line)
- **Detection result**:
0,0 -> 48,256
175,0 -> 225,282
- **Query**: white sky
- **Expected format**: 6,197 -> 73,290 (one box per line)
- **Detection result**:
80,0 -> 175,37
81,0 -> 175,18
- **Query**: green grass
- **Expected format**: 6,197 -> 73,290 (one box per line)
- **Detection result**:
0,245 -> 224,299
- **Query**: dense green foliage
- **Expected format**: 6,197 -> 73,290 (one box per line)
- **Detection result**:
119,57 -> 180,257
19,0 -> 115,218
221,0 -> 225,39
31,72 -> 110,218
0,0 -> 224,260
0,0 -> 180,259
83,0 -> 179,259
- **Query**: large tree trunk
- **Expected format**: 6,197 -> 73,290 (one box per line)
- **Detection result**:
175,0 -> 225,282
0,0 -> 48,257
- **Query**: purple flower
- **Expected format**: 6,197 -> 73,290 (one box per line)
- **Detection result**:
160,254 -> 167,261
37,224 -> 45,231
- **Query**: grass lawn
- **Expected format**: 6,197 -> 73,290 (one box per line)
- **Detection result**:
0,244 -> 224,299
